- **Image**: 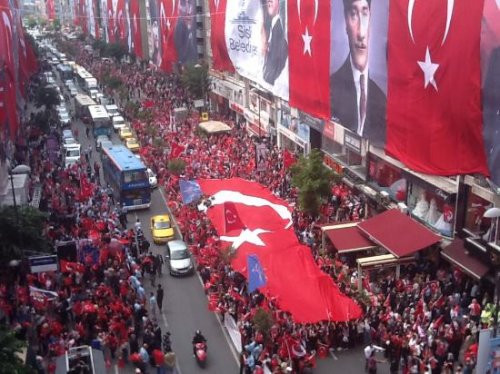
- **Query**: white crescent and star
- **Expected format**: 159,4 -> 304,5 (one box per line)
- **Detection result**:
417,47 -> 439,91
297,0 -> 318,57
220,228 -> 270,250
225,209 -> 237,224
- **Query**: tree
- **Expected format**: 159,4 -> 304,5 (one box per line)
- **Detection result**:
0,206 -> 50,262
0,327 -> 33,374
92,39 -> 107,55
252,308 -> 274,341
26,17 -> 37,29
181,63 -> 210,99
290,149 -> 337,216
103,42 -> 128,62
167,159 -> 186,176
52,19 -> 61,31
34,86 -> 60,110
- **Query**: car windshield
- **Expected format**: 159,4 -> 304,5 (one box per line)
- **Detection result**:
64,138 -> 76,144
155,221 -> 171,229
171,249 -> 188,260
66,149 -> 80,157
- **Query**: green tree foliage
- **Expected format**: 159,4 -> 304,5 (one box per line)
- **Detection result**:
0,327 -> 33,374
290,149 -> 336,216
52,19 -> 61,31
103,42 -> 128,62
181,63 -> 210,99
34,86 -> 60,110
0,206 -> 50,261
31,112 -> 51,134
92,39 -> 107,55
252,308 -> 274,340
101,74 -> 123,90
26,17 -> 37,29
167,159 -> 186,176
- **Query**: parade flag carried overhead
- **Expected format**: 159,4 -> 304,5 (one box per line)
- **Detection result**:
386,0 -> 489,176
179,180 -> 202,205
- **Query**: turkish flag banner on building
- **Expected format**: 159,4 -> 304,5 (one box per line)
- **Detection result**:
198,178 -> 362,322
386,0 -> 489,176
288,0 -> 330,119
208,0 -> 233,72
130,0 -> 143,58
223,202 -> 244,233
106,0 -> 115,42
159,0 -> 178,72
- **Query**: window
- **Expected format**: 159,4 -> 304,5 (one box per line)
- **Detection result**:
321,136 -> 343,155
123,170 -> 147,183
464,192 -> 492,238
407,183 -> 454,237
368,154 -> 406,201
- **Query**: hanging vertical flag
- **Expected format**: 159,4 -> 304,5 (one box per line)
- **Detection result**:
159,0 -> 178,72
208,0 -> 233,72
288,0 -> 330,119
130,0 -> 142,58
224,202 -> 244,233
386,0 -> 489,176
247,254 -> 267,293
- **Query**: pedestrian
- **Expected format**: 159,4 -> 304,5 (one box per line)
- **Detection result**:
107,184 -> 115,205
149,292 -> 158,320
87,144 -> 93,160
156,284 -> 164,312
86,127 -> 90,138
155,254 -> 164,276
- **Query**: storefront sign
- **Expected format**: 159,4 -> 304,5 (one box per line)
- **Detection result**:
229,100 -> 244,114
299,111 -> 324,133
344,132 -> 362,153
323,121 -> 335,140
323,154 -> 344,175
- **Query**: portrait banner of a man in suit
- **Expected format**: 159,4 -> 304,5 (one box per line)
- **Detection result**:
174,0 -> 198,65
330,0 -> 388,146
480,0 -> 500,187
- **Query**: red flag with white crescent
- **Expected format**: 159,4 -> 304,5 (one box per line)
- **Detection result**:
159,0 -> 177,72
130,0 -> 143,58
223,201 -> 244,233
288,0 -> 330,119
386,0 -> 489,176
208,0 -> 233,72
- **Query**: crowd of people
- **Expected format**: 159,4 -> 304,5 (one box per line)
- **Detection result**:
0,36 -> 496,374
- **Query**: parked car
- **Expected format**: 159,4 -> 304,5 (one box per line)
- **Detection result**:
112,116 -> 127,131
119,127 -> 133,140
166,240 -> 193,276
125,137 -> 140,153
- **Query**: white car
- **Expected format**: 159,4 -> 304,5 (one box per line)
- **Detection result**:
69,88 -> 78,97
147,168 -> 158,189
105,105 -> 120,117
166,240 -> 193,276
89,89 -> 99,100
62,129 -> 74,140
62,137 -> 78,148
112,116 -> 127,131
59,112 -> 71,125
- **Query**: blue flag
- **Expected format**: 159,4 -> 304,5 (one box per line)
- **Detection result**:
179,180 -> 202,204
247,254 -> 267,293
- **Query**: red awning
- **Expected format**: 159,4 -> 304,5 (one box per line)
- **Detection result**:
357,209 -> 440,257
324,224 -> 377,253
441,239 -> 490,279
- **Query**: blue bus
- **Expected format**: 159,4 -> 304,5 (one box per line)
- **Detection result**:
101,145 -> 151,210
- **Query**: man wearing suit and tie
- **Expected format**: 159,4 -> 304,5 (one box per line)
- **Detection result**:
263,0 -> 288,85
330,0 -> 386,145
174,0 -> 198,64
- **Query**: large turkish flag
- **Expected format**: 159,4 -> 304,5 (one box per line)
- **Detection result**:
208,0 -> 233,72
198,178 -> 362,323
288,0 -> 330,119
386,0 -> 489,176
130,0 -> 142,58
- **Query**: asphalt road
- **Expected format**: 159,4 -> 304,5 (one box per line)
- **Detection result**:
61,75 -> 238,373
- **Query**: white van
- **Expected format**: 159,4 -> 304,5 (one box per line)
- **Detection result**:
112,115 -> 127,131
105,105 -> 120,117
64,144 -> 81,168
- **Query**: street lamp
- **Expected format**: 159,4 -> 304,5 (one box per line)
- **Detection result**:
484,207 -> 500,245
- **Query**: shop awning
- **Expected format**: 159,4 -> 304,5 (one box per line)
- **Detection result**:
322,223 -> 377,253
198,121 -> 232,134
441,239 -> 490,279
357,209 -> 441,258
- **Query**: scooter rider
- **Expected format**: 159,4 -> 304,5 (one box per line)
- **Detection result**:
192,330 -> 207,356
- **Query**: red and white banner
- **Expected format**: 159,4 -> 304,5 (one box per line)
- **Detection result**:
159,0 -> 178,72
288,0 -> 330,119
386,0 -> 489,176
208,0 -> 233,72
129,0 -> 142,57
198,178 -> 362,323
106,0 -> 115,42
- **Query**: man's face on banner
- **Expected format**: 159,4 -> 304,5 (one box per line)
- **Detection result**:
344,0 -> 370,71
267,0 -> 279,17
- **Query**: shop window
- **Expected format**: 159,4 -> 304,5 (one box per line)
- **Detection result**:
407,183 -> 454,237
346,148 -> 362,166
321,136 -> 343,155
464,193 -> 493,239
368,155 -> 406,201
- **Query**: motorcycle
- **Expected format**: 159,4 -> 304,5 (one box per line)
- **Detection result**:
194,342 -> 207,367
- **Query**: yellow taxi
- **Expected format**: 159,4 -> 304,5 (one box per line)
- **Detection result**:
125,137 -> 140,153
119,127 -> 133,140
150,215 -> 175,244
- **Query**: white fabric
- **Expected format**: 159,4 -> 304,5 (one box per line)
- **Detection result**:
412,193 -> 429,219
424,199 -> 439,225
